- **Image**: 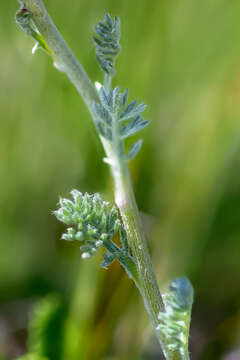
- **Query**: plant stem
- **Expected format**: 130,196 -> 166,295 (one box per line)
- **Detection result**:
104,74 -> 112,91
103,239 -> 139,287
18,0 -> 99,114
17,1 -> 183,358
101,139 -> 171,357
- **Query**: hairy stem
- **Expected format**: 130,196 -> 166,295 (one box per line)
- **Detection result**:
17,1 -> 183,358
18,0 -> 98,113
101,139 -> 172,357
103,240 -> 139,287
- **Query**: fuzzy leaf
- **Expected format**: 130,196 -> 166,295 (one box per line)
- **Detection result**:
101,251 -> 116,269
170,277 -> 194,310
99,87 -> 112,111
104,13 -> 113,29
120,100 -> 138,120
157,277 -> 194,358
120,227 -> 129,253
96,55 -> 113,74
120,102 -> 146,121
94,14 -> 121,75
120,88 -> 129,107
121,117 -> 150,139
93,102 -> 112,125
126,139 -> 143,160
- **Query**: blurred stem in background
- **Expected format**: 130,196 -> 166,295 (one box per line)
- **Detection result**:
63,261 -> 99,360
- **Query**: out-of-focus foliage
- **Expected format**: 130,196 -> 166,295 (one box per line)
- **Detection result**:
1,0 -> 240,359
27,295 -> 65,360
17,355 -> 47,360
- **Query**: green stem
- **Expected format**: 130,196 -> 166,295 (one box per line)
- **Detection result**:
104,73 -> 112,91
103,240 -> 139,287
101,139 -> 171,356
18,0 -> 98,114
16,1 -> 184,358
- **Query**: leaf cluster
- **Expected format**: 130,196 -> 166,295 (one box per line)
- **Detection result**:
94,14 -> 121,75
157,277 -> 194,357
93,86 -> 150,161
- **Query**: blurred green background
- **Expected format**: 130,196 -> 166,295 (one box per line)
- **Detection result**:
1,0 -> 240,359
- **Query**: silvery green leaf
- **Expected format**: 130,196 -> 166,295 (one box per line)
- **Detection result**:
120,115 -> 138,137
104,13 -> 113,28
96,55 -> 114,75
157,277 -> 194,358
170,277 -> 194,310
93,36 -> 103,47
121,118 -> 150,139
120,100 -> 137,120
94,37 -> 119,50
102,107 -> 112,125
126,139 -> 143,160
93,102 -> 112,125
97,22 -> 110,33
95,29 -> 113,42
105,126 -> 113,141
96,120 -> 106,138
98,47 -> 119,56
99,87 -> 111,110
114,17 -> 121,41
120,227 -> 129,253
107,209 -> 118,232
92,102 -> 102,118
101,251 -> 115,269
120,101 -> 146,121
112,86 -> 119,108
94,14 -> 121,74
120,89 -> 129,107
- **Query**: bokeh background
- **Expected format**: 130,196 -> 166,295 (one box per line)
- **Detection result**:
1,0 -> 240,359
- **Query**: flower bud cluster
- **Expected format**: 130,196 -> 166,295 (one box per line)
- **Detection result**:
54,190 -> 121,259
